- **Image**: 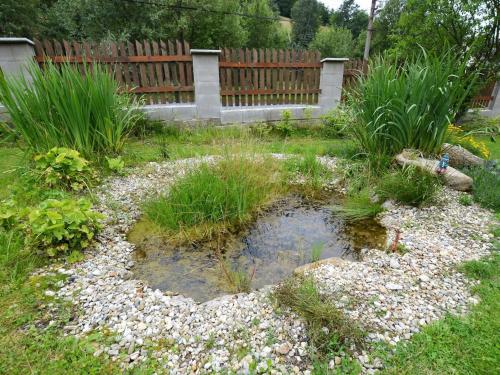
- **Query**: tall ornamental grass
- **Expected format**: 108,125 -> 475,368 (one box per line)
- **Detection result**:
0,62 -> 143,158
350,52 -> 478,156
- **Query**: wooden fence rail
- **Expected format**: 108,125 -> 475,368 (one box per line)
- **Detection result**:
219,48 -> 322,107
33,39 -> 194,104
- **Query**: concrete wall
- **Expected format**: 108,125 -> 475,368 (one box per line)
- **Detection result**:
0,38 -> 348,125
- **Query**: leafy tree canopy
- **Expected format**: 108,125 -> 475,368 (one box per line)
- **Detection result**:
391,0 -> 499,73
330,0 -> 368,38
309,27 -> 353,58
273,0 -> 297,18
291,0 -> 322,48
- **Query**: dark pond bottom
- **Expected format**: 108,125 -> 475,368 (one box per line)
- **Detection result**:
128,195 -> 386,303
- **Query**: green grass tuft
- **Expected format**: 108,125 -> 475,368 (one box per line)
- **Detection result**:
273,276 -> 365,359
376,166 -> 442,207
332,189 -> 383,222
144,155 -> 283,239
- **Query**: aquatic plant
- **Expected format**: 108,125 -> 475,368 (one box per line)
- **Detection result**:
331,189 -> 383,222
144,155 -> 283,240
310,243 -> 324,263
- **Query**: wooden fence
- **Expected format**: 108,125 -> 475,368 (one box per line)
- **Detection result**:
219,48 -> 322,106
470,80 -> 495,109
33,39 -> 194,104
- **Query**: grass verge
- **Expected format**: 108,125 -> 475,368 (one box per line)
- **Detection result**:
381,251 -> 499,375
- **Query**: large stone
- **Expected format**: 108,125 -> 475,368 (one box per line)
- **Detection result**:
442,143 -> 486,168
395,150 -> 473,191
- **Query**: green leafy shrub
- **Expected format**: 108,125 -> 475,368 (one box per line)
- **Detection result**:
0,62 -> 143,159
376,166 -> 442,207
274,110 -> 295,137
464,166 -> 500,211
105,156 -> 125,174
320,105 -> 354,138
144,156 -> 282,237
26,199 -> 103,257
332,188 -> 383,222
34,147 -> 95,191
273,276 -> 365,357
250,122 -> 272,138
350,53 -> 477,156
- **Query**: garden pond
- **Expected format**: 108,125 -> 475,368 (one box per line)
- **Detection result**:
128,195 -> 386,302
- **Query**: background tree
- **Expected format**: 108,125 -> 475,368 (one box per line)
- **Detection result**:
291,0 -> 322,48
330,0 -> 368,39
273,0 -> 297,18
391,0 -> 499,72
309,27 -> 353,57
0,0 -> 40,37
243,0 -> 287,48
370,0 -> 404,54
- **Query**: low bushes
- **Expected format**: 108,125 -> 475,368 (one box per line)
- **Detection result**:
464,166 -> 500,211
34,147 -> 96,191
350,53 -> 477,156
446,125 -> 490,159
0,62 -> 143,159
0,198 -> 103,257
144,156 -> 282,238
377,166 -> 442,207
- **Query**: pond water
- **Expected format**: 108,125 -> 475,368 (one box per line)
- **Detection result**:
128,195 -> 386,302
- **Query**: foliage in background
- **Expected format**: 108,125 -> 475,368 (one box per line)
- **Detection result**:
377,166 -> 442,207
349,53 -> 478,157
329,0 -> 368,39
144,156 -> 283,239
274,109 -> 295,137
3,0 -> 286,49
464,166 -> 500,212
34,148 -> 96,191
0,62 -> 143,159
391,0 -> 499,75
291,0 -> 322,48
459,114 -> 500,140
274,276 -> 365,358
446,125 -> 491,159
309,27 -> 354,58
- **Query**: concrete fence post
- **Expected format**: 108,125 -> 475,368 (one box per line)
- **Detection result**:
190,49 -> 222,122
0,38 -> 36,82
489,81 -> 500,115
318,57 -> 348,115
0,38 -> 36,121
